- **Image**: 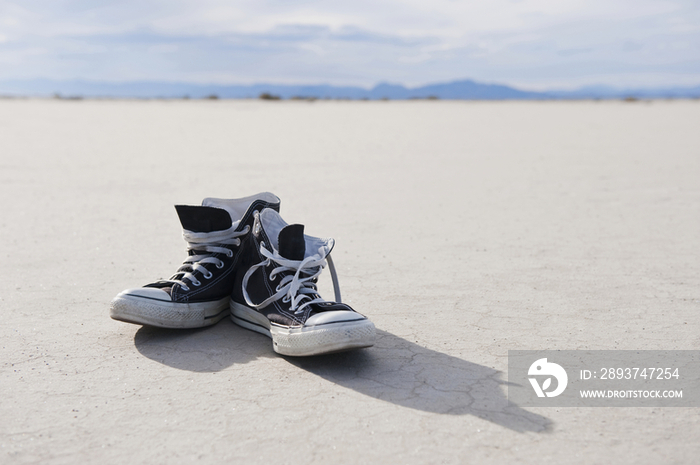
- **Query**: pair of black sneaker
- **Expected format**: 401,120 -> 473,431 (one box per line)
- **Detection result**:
110,193 -> 375,356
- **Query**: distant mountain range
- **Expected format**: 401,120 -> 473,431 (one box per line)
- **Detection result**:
1,78 -> 699,100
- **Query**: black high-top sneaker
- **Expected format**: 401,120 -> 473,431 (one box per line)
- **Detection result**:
230,208 -> 375,356
110,193 -> 280,328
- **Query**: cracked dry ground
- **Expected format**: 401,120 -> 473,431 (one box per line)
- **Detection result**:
1,99 -> 699,464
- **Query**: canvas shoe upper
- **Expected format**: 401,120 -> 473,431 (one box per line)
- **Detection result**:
110,193 -> 280,328
230,208 -> 375,356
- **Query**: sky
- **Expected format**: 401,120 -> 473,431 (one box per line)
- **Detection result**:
0,0 -> 698,90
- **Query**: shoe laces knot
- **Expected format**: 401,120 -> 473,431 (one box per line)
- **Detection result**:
166,225 -> 249,291
242,243 -> 342,315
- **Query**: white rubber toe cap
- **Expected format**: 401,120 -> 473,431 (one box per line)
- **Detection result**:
305,310 -> 365,326
120,288 -> 173,302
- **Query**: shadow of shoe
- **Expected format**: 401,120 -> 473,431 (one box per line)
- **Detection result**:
134,323 -> 551,433
133,319 -> 275,372
284,329 -> 552,433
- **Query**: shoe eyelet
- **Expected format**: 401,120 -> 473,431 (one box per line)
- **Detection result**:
243,225 -> 251,234
253,213 -> 262,237
268,273 -> 276,281
181,285 -> 190,292
216,261 -> 224,269
203,272 -> 213,279
226,250 -> 234,258
192,280 -> 201,287
282,296 -> 290,304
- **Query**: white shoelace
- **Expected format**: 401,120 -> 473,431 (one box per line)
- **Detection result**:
242,242 -> 342,315
166,226 -> 250,292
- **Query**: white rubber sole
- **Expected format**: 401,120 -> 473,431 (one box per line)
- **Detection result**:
230,300 -> 376,356
110,292 -> 230,329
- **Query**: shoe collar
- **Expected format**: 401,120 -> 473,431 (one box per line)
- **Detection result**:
256,208 -> 334,260
203,192 -> 280,229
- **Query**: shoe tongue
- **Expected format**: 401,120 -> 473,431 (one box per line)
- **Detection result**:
278,224 -> 306,260
174,205 -> 232,233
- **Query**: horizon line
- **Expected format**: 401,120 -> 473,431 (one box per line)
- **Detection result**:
2,77 -> 700,93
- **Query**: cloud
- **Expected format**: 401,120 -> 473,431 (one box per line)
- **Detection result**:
0,0 -> 698,88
